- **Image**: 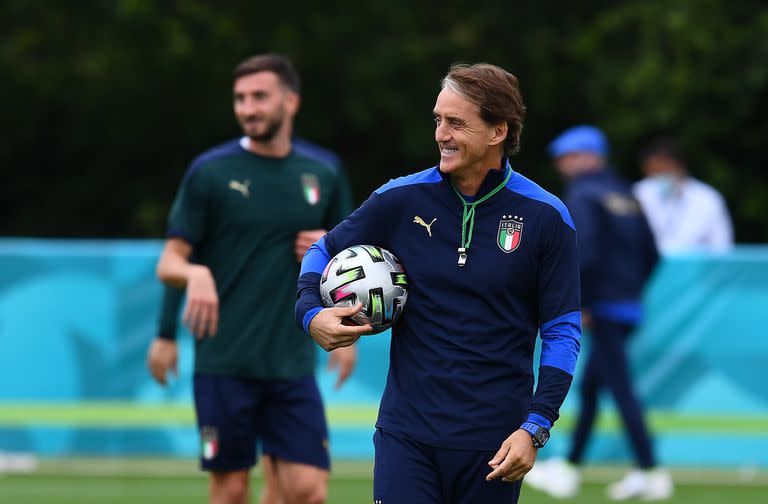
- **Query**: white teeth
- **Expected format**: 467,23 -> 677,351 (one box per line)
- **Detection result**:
441,148 -> 457,154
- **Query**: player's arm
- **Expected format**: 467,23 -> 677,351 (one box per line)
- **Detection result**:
158,285 -> 184,341
488,207 -> 581,482
157,239 -> 218,339
528,208 -> 581,429
295,190 -> 390,351
147,286 -> 184,386
158,161 -> 218,339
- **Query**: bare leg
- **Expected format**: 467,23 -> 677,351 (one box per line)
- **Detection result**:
210,469 -> 251,504
259,455 -> 284,504
273,458 -> 328,504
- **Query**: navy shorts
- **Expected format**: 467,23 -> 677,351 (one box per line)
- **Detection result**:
193,373 -> 330,472
373,428 -> 522,504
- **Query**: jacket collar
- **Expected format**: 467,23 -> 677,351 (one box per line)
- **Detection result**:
438,158 -> 512,200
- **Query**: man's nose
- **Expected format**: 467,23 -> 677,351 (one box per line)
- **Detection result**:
435,122 -> 449,142
239,98 -> 259,115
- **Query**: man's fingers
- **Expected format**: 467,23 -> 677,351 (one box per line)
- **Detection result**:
206,304 -> 219,337
294,231 -> 322,260
337,367 -> 352,388
192,305 -> 206,339
342,323 -> 373,335
486,462 -> 510,481
335,361 -> 353,389
184,301 -> 202,337
488,443 -> 509,468
502,464 -> 529,482
295,236 -> 314,247
150,364 -> 165,385
295,241 -> 312,260
333,303 -> 364,318
147,340 -> 179,388
149,358 -> 167,385
486,444 -> 512,481
170,349 -> 179,378
309,305 -> 370,352
199,307 -> 213,338
182,302 -> 192,326
186,301 -> 217,339
331,324 -> 373,343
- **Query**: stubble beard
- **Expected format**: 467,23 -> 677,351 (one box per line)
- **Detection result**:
243,109 -> 285,143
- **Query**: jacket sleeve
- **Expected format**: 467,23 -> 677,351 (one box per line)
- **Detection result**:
166,163 -> 210,245
295,191 -> 390,334
564,189 -> 600,309
157,286 -> 184,341
526,206 -> 582,429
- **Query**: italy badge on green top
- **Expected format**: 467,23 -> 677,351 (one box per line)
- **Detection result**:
302,174 -> 320,205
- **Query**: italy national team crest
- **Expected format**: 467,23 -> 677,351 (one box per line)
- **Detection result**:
301,174 -> 320,205
200,426 -> 219,460
497,215 -> 523,253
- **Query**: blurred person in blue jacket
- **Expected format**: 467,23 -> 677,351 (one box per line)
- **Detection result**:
525,125 -> 673,501
633,137 -> 734,254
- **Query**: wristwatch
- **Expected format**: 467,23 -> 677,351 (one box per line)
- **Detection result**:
520,421 -> 550,448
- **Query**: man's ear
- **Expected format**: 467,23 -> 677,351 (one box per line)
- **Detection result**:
489,121 -> 508,148
285,91 -> 300,116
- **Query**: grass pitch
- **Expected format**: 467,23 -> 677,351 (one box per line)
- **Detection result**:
1,458 -> 766,503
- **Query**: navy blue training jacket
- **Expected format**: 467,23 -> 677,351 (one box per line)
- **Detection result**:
296,160 -> 581,450
564,170 -> 659,324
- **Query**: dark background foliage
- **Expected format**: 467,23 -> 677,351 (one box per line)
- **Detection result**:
2,0 -> 766,241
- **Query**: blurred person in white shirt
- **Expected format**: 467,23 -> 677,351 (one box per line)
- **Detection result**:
633,138 -> 734,254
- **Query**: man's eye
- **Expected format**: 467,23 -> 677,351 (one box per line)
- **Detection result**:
433,117 -> 441,124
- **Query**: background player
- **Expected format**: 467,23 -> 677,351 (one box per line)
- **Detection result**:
151,54 -> 353,504
525,125 -> 672,501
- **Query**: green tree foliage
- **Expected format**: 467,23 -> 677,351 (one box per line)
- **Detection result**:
1,0 -> 765,240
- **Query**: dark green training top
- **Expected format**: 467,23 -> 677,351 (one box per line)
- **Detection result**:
163,137 -> 352,379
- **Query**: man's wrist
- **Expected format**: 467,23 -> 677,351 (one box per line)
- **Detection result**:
303,306 -> 324,334
186,263 -> 211,280
157,330 -> 177,341
520,421 -> 550,448
525,413 -> 552,429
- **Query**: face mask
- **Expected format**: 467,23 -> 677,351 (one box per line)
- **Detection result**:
650,173 -> 677,199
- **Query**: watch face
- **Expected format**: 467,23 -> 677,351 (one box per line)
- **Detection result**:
522,422 -> 550,447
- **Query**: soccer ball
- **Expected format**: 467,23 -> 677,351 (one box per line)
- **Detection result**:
319,245 -> 408,333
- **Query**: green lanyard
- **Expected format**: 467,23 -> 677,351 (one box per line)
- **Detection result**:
450,167 -> 512,267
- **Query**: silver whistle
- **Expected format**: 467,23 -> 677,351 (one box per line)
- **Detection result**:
458,247 -> 467,267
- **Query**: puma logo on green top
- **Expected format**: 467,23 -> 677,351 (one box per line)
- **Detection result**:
228,179 -> 251,198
